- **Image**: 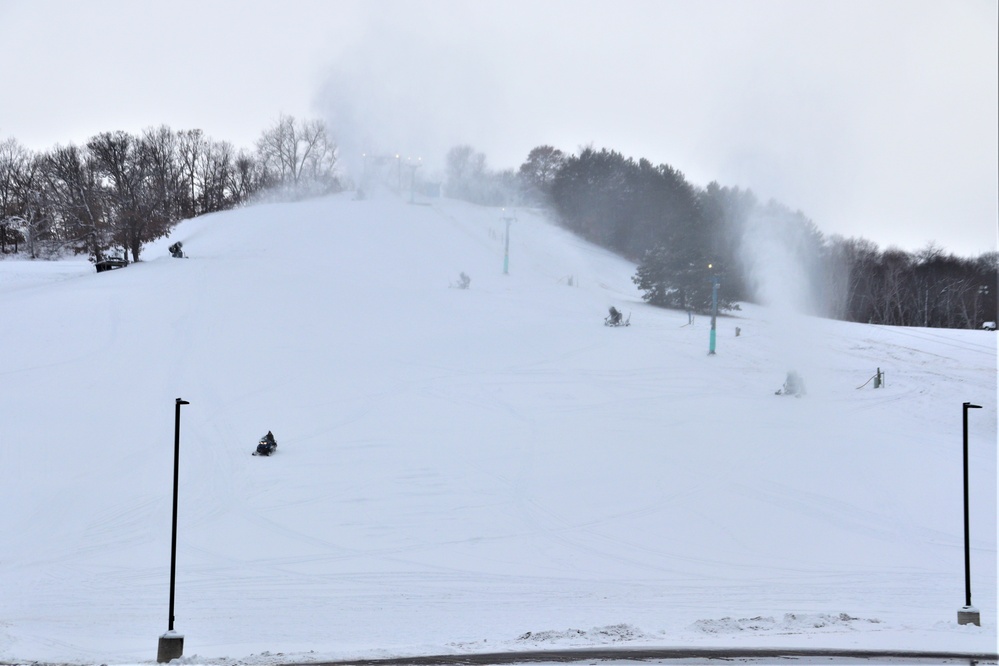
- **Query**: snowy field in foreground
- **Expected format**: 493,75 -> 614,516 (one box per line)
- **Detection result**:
0,192 -> 995,664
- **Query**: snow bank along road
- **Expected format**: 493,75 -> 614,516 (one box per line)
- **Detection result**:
288,646 -> 999,664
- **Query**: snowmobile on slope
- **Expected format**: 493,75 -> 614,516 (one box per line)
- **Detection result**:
253,431 -> 278,456
604,306 -> 631,327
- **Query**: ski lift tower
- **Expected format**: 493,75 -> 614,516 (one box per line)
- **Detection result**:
502,209 -> 516,275
708,265 -> 719,355
404,157 -> 422,202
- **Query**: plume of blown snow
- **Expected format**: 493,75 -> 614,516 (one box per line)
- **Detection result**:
740,205 -> 830,395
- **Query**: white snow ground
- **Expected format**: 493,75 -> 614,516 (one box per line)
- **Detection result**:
0,191 -> 995,665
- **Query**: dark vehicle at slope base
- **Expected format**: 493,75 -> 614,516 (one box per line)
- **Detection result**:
95,256 -> 129,273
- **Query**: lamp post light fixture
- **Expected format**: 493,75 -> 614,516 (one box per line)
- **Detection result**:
158,398 -> 189,662
958,401 -> 983,626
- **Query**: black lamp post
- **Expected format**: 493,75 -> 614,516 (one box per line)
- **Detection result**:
158,398 -> 189,662
958,401 -> 982,626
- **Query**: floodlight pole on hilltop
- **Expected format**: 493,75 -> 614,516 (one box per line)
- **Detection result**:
158,397 -> 189,663
958,401 -> 983,626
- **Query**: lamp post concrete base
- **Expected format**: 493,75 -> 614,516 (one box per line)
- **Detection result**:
157,631 -> 184,662
957,606 -> 981,626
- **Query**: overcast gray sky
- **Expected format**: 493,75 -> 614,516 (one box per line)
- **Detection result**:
1,0 -> 995,256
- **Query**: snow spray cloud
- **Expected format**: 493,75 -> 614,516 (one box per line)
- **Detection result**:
740,203 -> 826,317
315,6 -> 505,189
739,202 -> 829,393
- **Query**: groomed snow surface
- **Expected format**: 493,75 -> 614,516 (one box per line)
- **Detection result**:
0,192 -> 995,665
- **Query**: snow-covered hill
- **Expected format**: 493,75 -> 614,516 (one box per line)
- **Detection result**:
0,191 -> 995,664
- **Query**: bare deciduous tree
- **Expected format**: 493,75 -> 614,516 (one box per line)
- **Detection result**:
42,144 -> 107,261
256,115 -> 338,196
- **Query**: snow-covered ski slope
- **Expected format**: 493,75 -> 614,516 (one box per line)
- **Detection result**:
0,191 -> 995,664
